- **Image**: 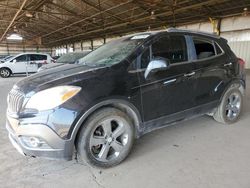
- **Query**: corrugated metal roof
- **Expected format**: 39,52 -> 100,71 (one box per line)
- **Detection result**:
0,0 -> 249,46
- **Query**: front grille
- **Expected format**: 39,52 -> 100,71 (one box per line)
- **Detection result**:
7,89 -> 25,113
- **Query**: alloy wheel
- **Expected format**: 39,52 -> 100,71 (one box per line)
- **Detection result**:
0,69 -> 10,77
225,92 -> 241,120
89,116 -> 130,162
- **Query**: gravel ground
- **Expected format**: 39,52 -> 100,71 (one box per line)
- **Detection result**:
0,74 -> 249,188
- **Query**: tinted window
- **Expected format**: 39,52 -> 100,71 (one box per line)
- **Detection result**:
15,55 -> 27,62
193,38 -> 215,59
152,36 -> 188,64
30,54 -> 47,61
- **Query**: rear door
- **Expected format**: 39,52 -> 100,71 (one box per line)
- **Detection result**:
26,54 -> 39,72
190,36 -> 231,106
138,34 -> 197,122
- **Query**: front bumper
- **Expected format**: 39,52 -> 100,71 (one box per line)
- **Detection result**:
6,115 -> 73,160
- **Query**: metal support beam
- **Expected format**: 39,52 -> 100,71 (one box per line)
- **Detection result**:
45,0 -> 230,45
90,40 -> 94,50
0,0 -> 28,42
42,1 -> 133,38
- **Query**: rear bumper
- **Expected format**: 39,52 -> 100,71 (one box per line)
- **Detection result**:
6,115 -> 73,160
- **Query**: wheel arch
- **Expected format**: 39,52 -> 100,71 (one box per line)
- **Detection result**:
0,67 -> 12,74
70,99 -> 143,145
220,79 -> 245,102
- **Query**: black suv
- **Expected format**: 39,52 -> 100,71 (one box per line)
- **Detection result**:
6,29 -> 246,167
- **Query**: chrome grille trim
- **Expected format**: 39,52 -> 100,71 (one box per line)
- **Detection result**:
7,89 -> 25,113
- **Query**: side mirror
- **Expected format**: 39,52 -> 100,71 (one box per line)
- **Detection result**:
144,58 -> 170,79
12,59 -> 17,63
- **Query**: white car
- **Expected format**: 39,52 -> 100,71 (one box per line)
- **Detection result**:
0,53 -> 53,78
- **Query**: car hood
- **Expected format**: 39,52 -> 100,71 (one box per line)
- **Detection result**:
15,64 -> 108,95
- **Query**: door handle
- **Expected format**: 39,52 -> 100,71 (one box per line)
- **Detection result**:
163,78 -> 176,85
184,71 -> 195,77
224,62 -> 232,67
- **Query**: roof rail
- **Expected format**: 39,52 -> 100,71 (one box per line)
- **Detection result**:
167,28 -> 220,39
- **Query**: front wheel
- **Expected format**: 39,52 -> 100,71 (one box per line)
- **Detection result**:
0,68 -> 11,78
213,86 -> 243,124
76,107 -> 135,168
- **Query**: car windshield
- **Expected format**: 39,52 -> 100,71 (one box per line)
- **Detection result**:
57,52 -> 90,64
78,36 -> 148,67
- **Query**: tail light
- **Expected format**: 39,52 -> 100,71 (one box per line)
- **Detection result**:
238,58 -> 245,69
43,60 -> 48,64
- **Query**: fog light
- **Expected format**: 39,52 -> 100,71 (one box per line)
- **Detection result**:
29,137 -> 41,147
19,136 -> 50,149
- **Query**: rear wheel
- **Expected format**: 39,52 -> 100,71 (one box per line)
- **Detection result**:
213,86 -> 243,124
76,107 -> 135,168
0,68 -> 11,78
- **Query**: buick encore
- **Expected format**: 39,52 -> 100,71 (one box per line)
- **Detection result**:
6,29 -> 246,167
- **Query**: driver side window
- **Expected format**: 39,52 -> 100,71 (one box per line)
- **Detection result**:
140,35 -> 188,69
15,55 -> 27,62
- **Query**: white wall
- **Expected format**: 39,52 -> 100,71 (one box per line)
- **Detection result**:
0,43 -> 52,56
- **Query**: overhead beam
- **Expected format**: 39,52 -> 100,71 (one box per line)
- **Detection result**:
81,0 -> 125,22
0,3 -> 74,17
44,0 -> 231,44
41,0 -> 133,38
0,0 -> 28,42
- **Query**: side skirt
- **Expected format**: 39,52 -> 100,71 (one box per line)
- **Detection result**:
138,101 -> 219,137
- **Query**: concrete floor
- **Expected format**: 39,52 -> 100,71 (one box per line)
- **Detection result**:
0,74 -> 249,188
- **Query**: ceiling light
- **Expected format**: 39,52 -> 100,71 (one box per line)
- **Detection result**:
13,26 -> 18,32
243,8 -> 249,16
150,11 -> 156,20
25,11 -> 33,18
7,33 -> 23,40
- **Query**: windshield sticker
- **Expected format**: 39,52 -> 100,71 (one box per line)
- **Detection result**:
131,35 -> 150,40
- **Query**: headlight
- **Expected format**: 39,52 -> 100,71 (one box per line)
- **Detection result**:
25,86 -> 81,111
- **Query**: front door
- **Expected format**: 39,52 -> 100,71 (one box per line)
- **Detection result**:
138,34 -> 197,122
11,54 -> 27,73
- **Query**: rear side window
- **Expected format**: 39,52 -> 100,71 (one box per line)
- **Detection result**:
30,54 -> 47,61
152,36 -> 188,64
15,55 -> 27,62
193,38 -> 215,59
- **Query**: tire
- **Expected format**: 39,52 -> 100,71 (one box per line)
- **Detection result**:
0,68 -> 11,78
213,86 -> 243,124
76,107 -> 135,168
